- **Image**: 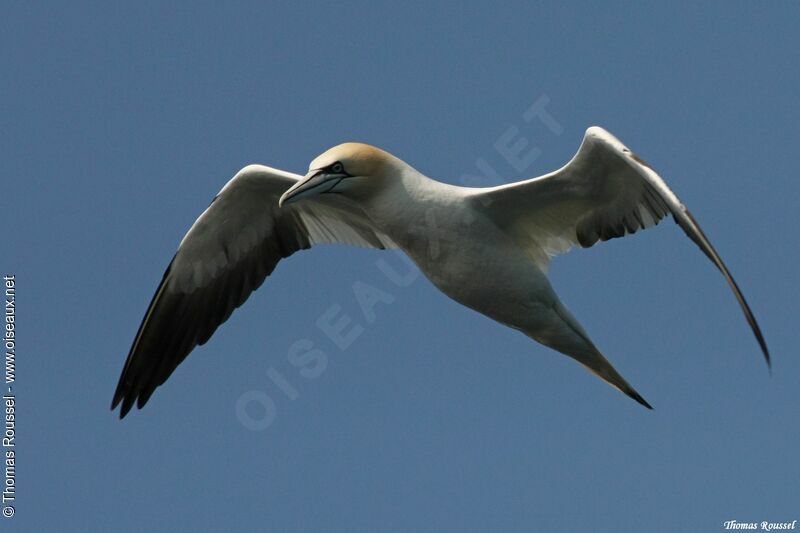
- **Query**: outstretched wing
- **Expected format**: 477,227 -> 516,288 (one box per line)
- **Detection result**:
112,164 -> 395,418
474,126 -> 769,367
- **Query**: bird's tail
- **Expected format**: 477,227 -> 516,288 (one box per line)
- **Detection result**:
526,301 -> 652,410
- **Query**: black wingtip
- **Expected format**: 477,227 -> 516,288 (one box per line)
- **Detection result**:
119,394 -> 136,419
758,337 -> 771,374
677,209 -> 772,376
628,389 -> 654,410
743,300 -> 770,373
111,382 -> 130,418
112,397 -> 130,419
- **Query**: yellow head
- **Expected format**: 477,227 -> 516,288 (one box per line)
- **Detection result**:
279,143 -> 404,206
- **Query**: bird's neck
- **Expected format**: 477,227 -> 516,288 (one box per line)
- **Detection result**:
361,166 -> 465,247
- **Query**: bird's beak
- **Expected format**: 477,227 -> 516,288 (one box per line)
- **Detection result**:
279,169 -> 346,207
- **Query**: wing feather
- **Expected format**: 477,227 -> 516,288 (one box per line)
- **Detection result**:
474,127 -> 769,367
112,165 -> 395,417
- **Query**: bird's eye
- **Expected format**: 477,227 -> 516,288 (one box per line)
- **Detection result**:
330,162 -> 344,173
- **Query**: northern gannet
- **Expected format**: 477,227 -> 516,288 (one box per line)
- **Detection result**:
112,127 -> 769,418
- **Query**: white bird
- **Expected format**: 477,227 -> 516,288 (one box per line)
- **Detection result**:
112,127 -> 769,418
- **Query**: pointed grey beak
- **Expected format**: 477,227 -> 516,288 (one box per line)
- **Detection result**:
279,170 -> 345,207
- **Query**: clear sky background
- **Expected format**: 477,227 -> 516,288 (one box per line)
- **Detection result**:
2,2 -> 798,532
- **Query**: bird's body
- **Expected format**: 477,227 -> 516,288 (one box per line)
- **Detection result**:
335,154 -> 652,406
361,171 -> 553,349
112,127 -> 769,418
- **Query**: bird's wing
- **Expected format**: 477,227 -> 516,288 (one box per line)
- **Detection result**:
112,164 -> 395,418
473,126 -> 769,366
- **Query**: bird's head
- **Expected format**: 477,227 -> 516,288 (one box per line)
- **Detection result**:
279,143 -> 400,207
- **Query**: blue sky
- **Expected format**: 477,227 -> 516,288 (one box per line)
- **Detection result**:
2,2 -> 798,531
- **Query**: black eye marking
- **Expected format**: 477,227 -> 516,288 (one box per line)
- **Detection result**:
330,162 -> 344,174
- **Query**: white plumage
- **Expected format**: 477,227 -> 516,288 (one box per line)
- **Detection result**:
112,127 -> 769,418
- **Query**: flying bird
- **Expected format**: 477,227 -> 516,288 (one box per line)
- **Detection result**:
112,127 -> 769,418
